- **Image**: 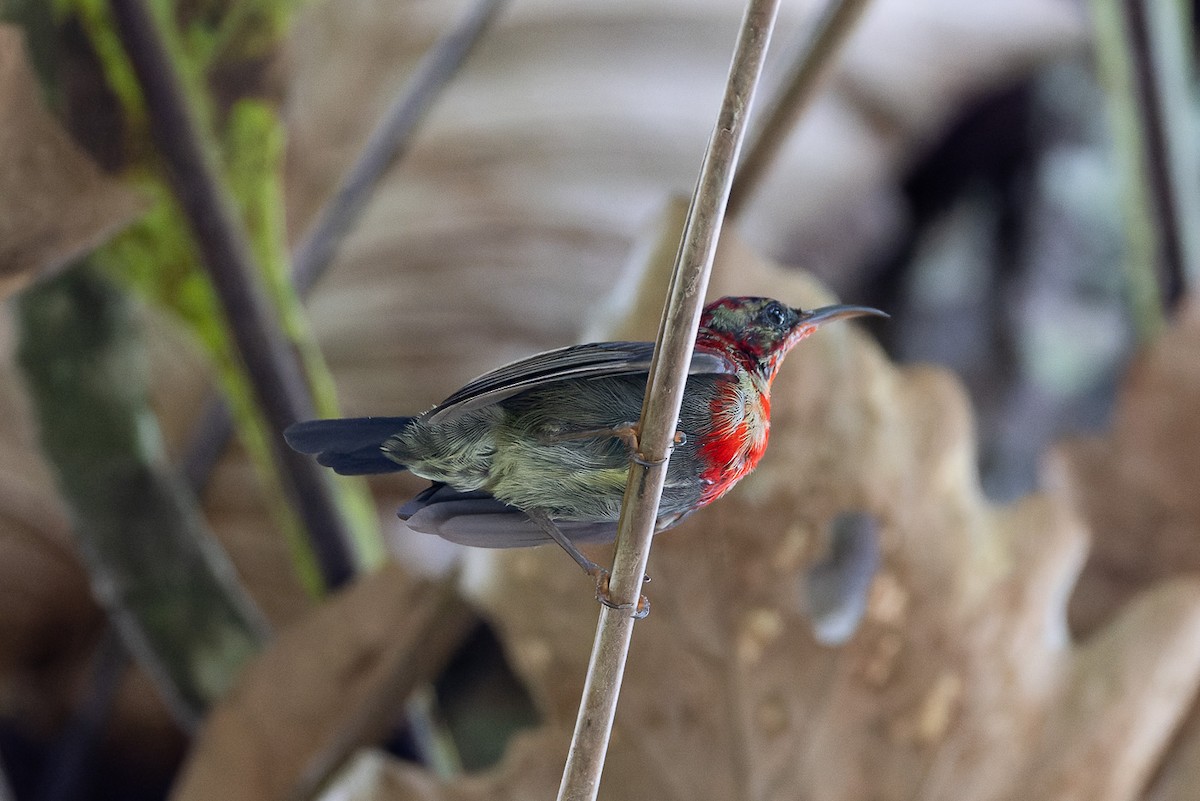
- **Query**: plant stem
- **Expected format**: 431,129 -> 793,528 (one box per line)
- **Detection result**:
108,0 -> 357,588
292,0 -> 508,294
728,0 -> 871,219
1118,0 -> 1195,309
555,2 -> 781,799
1090,0 -> 1197,336
179,0 -> 507,493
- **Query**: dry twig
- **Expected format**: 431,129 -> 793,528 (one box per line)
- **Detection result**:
555,1 -> 782,798
728,0 -> 871,218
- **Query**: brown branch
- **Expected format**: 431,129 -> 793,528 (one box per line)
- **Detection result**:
727,0 -> 871,219
107,0 -> 356,588
555,2 -> 782,799
180,0 -> 507,493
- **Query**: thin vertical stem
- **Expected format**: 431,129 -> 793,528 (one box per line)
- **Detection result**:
180,0 -> 507,492
108,0 -> 357,588
728,0 -> 872,218
1090,0 -> 1198,335
1119,0 -> 1196,307
555,2 -> 781,799
291,0 -> 508,294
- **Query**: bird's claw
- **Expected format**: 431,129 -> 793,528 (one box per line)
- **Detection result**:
591,568 -> 651,619
614,422 -> 686,468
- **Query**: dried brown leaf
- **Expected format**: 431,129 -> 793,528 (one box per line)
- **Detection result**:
1053,300 -> 1200,636
332,227 -> 1200,801
0,26 -> 143,295
1044,298 -> 1200,801
169,564 -> 472,801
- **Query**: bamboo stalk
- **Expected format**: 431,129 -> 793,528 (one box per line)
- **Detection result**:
728,0 -> 872,219
555,2 -> 781,799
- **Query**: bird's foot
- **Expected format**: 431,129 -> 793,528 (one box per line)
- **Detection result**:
609,422 -> 686,467
591,567 -> 650,620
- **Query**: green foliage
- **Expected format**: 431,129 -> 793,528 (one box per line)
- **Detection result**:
221,98 -> 385,569
51,0 -> 383,590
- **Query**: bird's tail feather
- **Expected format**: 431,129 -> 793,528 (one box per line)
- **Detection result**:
399,483 -> 618,547
284,416 -> 413,475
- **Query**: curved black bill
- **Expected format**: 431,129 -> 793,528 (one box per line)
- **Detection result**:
796,304 -> 889,327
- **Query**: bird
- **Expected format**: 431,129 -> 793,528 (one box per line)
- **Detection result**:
286,296 -> 885,612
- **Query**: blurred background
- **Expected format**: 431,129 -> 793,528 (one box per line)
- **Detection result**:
1,0 -> 1198,798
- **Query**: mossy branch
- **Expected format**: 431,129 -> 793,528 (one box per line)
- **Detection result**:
180,0 -> 508,489
107,0 -> 358,589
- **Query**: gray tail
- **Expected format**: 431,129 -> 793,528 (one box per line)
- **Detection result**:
399,483 -> 618,548
284,416 -> 413,475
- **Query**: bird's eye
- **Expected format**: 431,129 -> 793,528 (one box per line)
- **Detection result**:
761,302 -> 788,328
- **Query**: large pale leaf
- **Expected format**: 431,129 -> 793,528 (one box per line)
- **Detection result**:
1054,299 -> 1200,636
174,219 -> 1200,800
403,231 -> 1200,801
284,0 -> 1084,324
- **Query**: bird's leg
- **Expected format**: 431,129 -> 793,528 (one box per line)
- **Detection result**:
525,508 -> 605,575
525,508 -> 650,619
540,422 -> 686,466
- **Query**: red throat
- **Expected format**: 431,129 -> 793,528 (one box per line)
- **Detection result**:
689,321 -> 819,508
696,324 -> 816,383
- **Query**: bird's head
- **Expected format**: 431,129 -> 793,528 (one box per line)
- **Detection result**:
698,296 -> 887,382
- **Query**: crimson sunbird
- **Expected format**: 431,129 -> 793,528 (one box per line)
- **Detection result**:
287,296 -> 885,607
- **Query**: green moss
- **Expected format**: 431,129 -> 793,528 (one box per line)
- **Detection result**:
49,0 -> 383,588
